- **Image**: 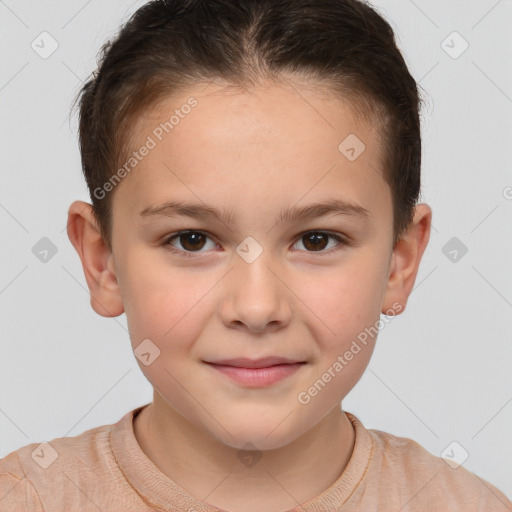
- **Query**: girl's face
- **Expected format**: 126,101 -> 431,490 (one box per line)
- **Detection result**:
109,79 -> 399,450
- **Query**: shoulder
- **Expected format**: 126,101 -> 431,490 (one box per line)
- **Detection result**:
0,420 -> 116,511
0,465 -> 43,512
364,424 -> 512,510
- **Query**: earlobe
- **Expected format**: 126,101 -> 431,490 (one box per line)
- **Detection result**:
66,200 -> 125,318
381,203 -> 432,314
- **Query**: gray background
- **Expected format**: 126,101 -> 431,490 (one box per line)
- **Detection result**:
1,0 -> 511,500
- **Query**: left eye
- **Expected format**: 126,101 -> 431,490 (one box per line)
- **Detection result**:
292,232 -> 345,253
163,230 -> 346,256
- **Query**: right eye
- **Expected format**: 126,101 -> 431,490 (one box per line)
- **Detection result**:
163,230 -> 220,257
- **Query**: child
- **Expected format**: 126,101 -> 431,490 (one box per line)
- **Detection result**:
1,0 -> 511,510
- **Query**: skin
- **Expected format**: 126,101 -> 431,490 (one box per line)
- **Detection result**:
67,78 -> 431,512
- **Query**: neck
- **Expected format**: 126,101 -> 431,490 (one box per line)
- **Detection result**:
133,392 -> 355,512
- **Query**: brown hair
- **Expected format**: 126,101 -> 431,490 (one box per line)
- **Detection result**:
72,0 -> 425,251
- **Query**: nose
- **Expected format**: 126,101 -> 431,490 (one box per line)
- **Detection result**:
220,249 -> 292,334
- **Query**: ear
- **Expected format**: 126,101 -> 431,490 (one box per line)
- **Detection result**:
66,200 -> 124,318
382,203 -> 432,314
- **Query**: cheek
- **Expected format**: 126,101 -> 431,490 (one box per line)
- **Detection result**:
297,259 -> 386,348
122,263 -> 214,406
293,269 -> 383,409
120,255 -> 213,350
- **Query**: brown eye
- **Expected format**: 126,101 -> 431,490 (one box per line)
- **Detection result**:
179,232 -> 206,251
166,231 -> 217,254
302,232 -> 329,251
293,231 -> 346,254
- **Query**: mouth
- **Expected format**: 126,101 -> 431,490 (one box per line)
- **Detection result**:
203,357 -> 307,387
205,356 -> 306,368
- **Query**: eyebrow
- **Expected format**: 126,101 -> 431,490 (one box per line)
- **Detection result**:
139,198 -> 371,225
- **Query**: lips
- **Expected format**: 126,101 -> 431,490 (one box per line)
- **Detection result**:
204,356 -> 305,369
204,357 -> 306,387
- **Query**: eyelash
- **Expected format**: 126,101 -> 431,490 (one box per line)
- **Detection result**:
161,230 -> 349,258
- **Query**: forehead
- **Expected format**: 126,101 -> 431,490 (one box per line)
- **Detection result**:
114,79 -> 390,226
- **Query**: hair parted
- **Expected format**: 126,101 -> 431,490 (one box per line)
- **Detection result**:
72,0 -> 425,250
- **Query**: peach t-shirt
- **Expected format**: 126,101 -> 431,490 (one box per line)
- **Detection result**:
1,403 -> 510,511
